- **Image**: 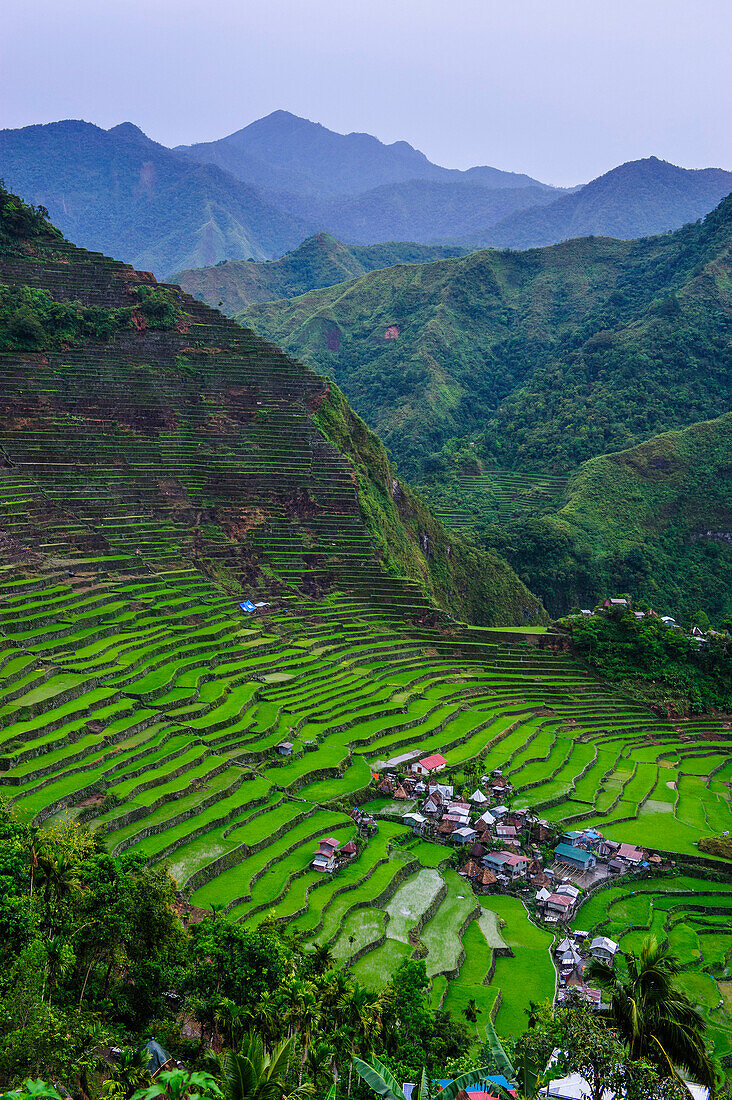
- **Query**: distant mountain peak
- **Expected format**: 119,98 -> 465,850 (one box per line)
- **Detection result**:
108,122 -> 150,142
175,112 -> 557,199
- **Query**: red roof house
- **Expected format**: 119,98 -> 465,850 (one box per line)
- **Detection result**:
411,753 -> 448,776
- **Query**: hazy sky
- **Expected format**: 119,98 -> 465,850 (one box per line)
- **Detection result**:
2,0 -> 730,186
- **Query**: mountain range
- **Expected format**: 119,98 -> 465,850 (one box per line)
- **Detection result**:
175,109 -> 556,196
241,192 -> 732,479
0,119 -> 312,276
1,111 -> 730,279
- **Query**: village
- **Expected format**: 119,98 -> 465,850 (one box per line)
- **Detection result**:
310,745 -> 667,1012
573,596 -> 724,646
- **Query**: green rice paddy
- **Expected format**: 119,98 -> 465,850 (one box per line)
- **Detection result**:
0,256 -> 729,1048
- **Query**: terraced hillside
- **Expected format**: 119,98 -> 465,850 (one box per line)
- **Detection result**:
574,875 -> 732,1065
1,197 -> 731,1048
433,470 -> 569,530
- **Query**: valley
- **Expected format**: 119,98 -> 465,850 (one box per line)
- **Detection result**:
0,188 -> 730,1085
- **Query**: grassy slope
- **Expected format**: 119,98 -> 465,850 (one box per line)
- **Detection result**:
484,415 -> 732,620
241,237 -> 631,476
174,234 -> 468,314
241,194 -> 732,479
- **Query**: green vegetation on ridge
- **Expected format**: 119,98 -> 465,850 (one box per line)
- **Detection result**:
243,193 -> 732,477
175,234 -> 468,315
480,415 -> 732,621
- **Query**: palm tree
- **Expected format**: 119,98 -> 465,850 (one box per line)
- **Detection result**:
305,1040 -> 335,1090
297,990 -> 322,1085
338,983 -> 382,1095
215,998 -> 249,1050
103,1046 -> 152,1100
220,1032 -> 313,1100
36,851 -> 81,936
587,935 -> 715,1089
309,944 -> 334,975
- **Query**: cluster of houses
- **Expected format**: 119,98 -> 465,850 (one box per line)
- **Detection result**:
575,597 -> 725,646
537,828 -> 656,923
372,757 -> 658,918
553,929 -> 619,1010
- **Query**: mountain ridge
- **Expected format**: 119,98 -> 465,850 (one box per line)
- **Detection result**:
0,118 -> 315,277
174,233 -> 468,314
468,155 -> 732,249
2,116 -> 731,281
175,108 -> 558,197
241,192 -> 732,478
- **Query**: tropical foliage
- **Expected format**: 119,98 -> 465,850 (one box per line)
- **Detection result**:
587,936 -> 716,1089
0,808 -> 470,1095
560,607 -> 731,714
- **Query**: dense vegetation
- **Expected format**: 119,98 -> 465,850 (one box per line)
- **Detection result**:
0,284 -> 135,351
559,609 -> 732,715
243,192 -> 732,479
0,809 -> 714,1099
0,808 -> 473,1092
0,184 -> 61,247
478,416 -> 732,622
175,235 -> 467,314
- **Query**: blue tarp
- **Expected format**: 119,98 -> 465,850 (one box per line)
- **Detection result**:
239,600 -> 257,613
437,1077 -> 514,1093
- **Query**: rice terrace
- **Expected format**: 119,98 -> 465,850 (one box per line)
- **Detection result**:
1,7 -> 732,1086
0,188 -> 730,1083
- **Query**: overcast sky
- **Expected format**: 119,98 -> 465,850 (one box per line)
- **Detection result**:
1,0 -> 730,186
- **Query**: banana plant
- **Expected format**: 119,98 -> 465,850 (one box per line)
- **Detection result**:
482,1019 -> 559,1100
353,1055 -> 504,1100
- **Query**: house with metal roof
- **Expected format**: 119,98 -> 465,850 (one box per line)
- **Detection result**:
411,753 -> 447,775
590,935 -> 619,963
554,843 -> 596,870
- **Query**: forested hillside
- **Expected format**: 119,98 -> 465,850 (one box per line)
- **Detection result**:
0,121 -> 314,277
175,234 -> 467,313
481,415 -> 732,622
243,193 -> 732,478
